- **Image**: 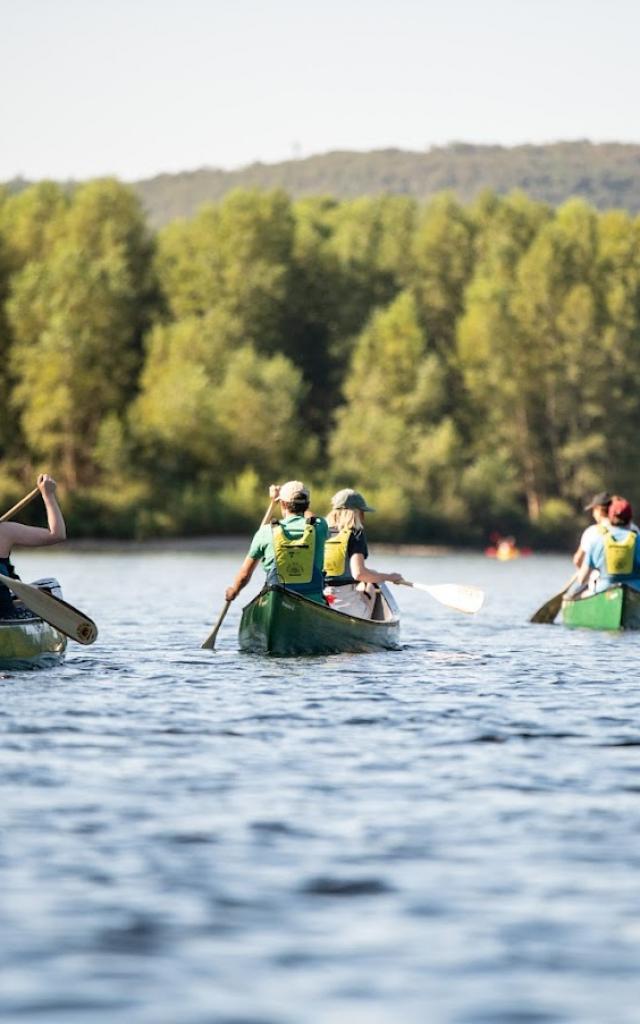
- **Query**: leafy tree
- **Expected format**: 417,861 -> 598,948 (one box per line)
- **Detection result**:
323,195 -> 417,364
6,180 -> 157,487
330,290 -> 464,532
458,197 -> 613,519
133,312 -> 314,530
595,209 -> 640,496
0,181 -> 69,273
155,188 -> 295,355
411,193 -> 477,449
412,192 -> 476,357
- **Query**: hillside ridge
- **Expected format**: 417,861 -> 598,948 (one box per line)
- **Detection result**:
6,141 -> 640,227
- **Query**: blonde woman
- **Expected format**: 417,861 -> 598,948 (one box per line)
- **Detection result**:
323,489 -> 404,618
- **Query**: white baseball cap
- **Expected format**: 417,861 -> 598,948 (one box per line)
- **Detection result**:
279,480 -> 310,503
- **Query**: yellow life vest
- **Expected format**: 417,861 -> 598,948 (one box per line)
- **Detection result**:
272,521 -> 316,584
604,530 -> 636,576
323,527 -> 351,578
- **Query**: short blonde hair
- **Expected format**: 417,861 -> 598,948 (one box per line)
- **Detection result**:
326,507 -> 364,530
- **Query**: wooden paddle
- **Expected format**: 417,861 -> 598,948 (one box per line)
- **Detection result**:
201,600 -> 231,651
0,486 -> 40,522
399,580 -> 485,614
529,573 -> 577,624
0,572 -> 98,644
201,497 -> 276,650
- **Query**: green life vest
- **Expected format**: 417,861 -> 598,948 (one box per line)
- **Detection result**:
272,521 -> 316,584
604,530 -> 636,576
323,527 -> 351,579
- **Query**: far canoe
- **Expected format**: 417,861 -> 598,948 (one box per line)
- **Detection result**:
561,584 -> 640,631
239,583 -> 401,656
0,577 -> 67,669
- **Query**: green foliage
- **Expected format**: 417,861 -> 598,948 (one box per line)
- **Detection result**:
1,180 -> 639,546
132,313 -> 314,497
329,290 -> 468,534
537,497 -> 578,530
155,188 -> 295,354
413,193 -> 476,352
5,180 -> 156,487
0,181 -> 69,272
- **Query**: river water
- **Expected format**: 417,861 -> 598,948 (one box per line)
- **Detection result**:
2,547 -> 640,1024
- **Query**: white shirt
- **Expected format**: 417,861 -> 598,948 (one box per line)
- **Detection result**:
579,520 -> 609,553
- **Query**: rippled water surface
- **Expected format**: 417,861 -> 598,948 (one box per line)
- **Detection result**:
2,547 -> 640,1024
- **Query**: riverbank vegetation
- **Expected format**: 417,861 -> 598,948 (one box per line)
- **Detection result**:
1,179 -> 638,545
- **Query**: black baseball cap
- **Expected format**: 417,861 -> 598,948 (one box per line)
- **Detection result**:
583,491 -> 612,511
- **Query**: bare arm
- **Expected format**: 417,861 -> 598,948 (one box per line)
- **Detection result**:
0,475 -> 66,554
225,556 -> 259,601
575,559 -> 591,587
572,547 -> 585,568
349,552 -> 404,586
567,559 -> 592,597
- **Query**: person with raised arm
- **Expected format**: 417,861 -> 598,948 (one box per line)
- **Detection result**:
0,474 -> 67,618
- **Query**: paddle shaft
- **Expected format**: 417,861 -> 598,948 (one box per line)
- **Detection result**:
260,499 -> 276,525
201,498 -> 275,651
201,601 -> 231,650
0,487 -> 40,523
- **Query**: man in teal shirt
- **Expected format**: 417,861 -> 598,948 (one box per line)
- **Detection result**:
225,480 -> 329,605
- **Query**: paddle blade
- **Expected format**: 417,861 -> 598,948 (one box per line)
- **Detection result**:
530,592 -> 564,624
529,573 -> 577,624
0,575 -> 98,644
408,581 -> 485,614
201,601 -> 231,650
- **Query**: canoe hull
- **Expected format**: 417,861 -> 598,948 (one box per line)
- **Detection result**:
239,585 -> 401,656
0,616 -> 67,670
561,584 -> 640,631
0,576 -> 67,669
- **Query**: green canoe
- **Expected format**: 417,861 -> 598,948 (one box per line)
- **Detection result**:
561,584 -> 640,631
239,583 -> 401,656
0,615 -> 66,669
0,576 -> 68,669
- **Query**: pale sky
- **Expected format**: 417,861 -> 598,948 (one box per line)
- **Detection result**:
2,0 -> 639,182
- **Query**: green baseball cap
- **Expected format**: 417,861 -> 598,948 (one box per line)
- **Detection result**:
331,488 -> 375,513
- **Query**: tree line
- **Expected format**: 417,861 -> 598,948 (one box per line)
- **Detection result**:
0,179 -> 638,545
